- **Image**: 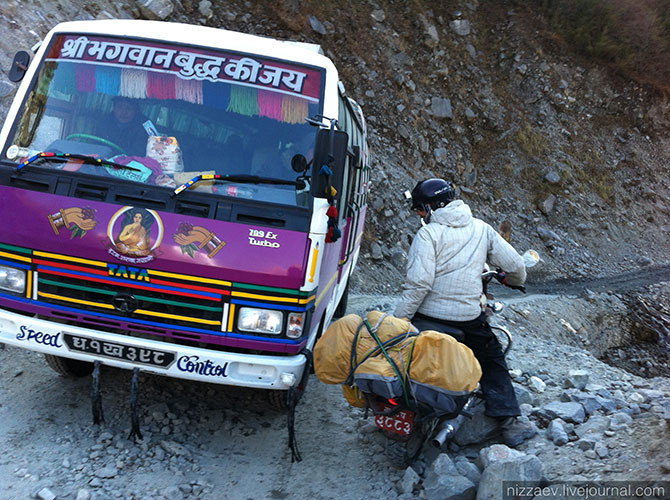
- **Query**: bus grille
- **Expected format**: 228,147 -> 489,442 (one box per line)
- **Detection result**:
37,274 -> 222,331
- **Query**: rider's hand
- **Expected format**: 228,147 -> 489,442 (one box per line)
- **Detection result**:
494,269 -> 526,293
494,269 -> 507,285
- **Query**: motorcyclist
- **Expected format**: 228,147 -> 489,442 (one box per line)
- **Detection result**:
394,178 -> 536,446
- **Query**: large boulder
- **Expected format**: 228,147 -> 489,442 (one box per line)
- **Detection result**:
136,0 -> 174,20
423,454 -> 476,500
546,419 -> 569,446
477,445 -> 543,500
542,401 -> 586,424
574,415 -> 611,439
396,466 -> 420,495
564,370 -> 590,390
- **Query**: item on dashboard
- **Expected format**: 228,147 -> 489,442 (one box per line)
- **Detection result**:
142,120 -> 159,136
146,136 -> 184,175
154,174 -> 177,188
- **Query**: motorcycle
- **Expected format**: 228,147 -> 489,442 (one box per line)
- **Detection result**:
364,251 -> 539,468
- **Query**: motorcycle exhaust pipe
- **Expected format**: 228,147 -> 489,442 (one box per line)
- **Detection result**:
431,414 -> 466,448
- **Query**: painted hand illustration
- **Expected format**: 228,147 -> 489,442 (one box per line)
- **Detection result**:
48,207 -> 97,238
173,223 -> 225,259
174,224 -> 212,247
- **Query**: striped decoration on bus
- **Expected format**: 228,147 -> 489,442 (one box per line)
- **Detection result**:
0,245 -> 316,343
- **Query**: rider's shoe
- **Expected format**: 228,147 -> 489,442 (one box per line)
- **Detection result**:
499,416 -> 537,447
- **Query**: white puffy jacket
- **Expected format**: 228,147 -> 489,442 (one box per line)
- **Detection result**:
394,200 -> 526,322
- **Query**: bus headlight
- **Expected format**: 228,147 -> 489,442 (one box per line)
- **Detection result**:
237,307 -> 282,335
286,312 -> 305,339
0,266 -> 26,294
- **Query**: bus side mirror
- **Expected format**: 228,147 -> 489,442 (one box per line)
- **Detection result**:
291,154 -> 307,173
310,128 -> 348,200
8,51 -> 31,82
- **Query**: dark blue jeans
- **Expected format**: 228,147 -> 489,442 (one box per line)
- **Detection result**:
411,312 -> 521,419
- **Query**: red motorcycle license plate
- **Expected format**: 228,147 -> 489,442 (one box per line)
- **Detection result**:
374,409 -> 414,436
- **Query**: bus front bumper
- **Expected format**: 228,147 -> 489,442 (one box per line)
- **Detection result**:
0,309 -> 306,389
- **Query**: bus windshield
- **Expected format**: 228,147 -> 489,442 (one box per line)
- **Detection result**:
6,34 -> 323,207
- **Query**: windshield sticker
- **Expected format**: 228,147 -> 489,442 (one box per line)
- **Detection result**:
47,35 -> 321,101
103,159 -> 153,183
106,207 -> 163,264
48,207 -> 98,239
248,228 -> 280,249
173,222 -> 226,259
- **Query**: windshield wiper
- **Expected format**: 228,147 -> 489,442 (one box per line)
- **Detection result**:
173,173 -> 306,196
17,152 -> 142,173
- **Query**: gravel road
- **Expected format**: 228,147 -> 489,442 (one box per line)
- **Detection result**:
527,264 -> 670,296
0,334 -> 403,500
2,282 -> 669,500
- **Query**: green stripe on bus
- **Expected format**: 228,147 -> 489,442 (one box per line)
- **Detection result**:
232,282 -> 305,296
38,278 -> 221,312
40,278 -> 115,296
136,295 -> 221,312
0,242 -> 32,254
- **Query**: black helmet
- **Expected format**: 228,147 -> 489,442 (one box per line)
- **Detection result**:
410,178 -> 456,211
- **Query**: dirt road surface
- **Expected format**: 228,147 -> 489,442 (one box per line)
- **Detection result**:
0,341 -> 404,500
2,283 -> 669,500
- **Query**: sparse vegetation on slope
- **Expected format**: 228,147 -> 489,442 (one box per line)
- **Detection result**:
532,0 -> 670,93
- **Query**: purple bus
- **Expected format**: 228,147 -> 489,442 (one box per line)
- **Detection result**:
0,20 -> 369,414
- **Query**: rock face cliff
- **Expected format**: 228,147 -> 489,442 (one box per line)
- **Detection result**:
1,1 -> 669,295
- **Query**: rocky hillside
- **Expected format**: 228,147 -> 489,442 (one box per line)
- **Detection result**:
1,0 -> 669,293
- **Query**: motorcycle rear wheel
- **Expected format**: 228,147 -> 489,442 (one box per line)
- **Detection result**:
385,427 -> 426,469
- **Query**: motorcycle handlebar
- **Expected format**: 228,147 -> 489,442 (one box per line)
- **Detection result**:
481,269 -> 527,294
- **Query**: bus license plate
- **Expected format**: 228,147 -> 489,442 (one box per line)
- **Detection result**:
63,333 -> 176,368
374,409 -> 414,436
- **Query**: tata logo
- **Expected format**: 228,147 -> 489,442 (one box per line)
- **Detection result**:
107,263 -> 150,282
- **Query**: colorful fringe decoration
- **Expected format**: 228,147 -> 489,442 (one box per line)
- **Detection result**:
59,59 -> 310,124
175,77 -> 203,104
227,85 -> 258,117
147,71 -> 176,100
75,64 -> 96,93
95,65 -> 121,96
120,68 -> 148,99
281,95 -> 308,124
203,80 -> 230,109
49,62 -> 76,96
257,89 -> 283,121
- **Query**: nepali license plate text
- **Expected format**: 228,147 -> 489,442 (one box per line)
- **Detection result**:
374,409 -> 414,436
63,333 -> 175,368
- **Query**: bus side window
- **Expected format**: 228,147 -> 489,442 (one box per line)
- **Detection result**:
345,109 -> 359,220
